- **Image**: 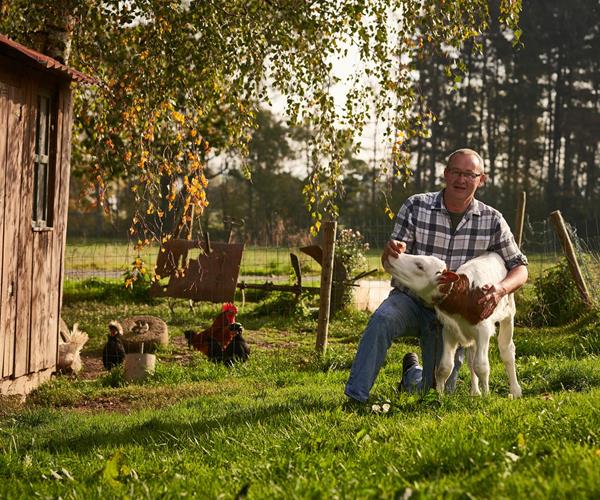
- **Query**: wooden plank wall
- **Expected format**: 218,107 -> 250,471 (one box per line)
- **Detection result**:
0,78 -> 8,377
0,70 -> 23,379
0,60 -> 71,385
13,77 -> 35,378
51,85 -> 73,368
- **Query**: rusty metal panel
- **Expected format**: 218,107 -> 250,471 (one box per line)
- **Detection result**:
151,239 -> 244,303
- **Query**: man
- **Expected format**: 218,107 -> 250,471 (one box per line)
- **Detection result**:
345,148 -> 528,403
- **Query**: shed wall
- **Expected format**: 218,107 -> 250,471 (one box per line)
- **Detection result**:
0,58 -> 72,394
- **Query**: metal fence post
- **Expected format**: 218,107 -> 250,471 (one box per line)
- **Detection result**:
316,220 -> 337,354
549,210 -> 593,308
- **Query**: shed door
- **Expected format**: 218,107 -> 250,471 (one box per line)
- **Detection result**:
0,78 -> 23,378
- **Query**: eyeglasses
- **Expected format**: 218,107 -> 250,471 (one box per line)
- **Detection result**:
447,169 -> 483,181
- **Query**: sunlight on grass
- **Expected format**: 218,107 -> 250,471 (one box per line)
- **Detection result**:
2,280 -> 600,498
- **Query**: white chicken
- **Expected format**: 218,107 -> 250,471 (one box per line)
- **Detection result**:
57,323 -> 89,374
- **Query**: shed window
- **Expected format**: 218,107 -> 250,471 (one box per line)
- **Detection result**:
33,93 -> 55,229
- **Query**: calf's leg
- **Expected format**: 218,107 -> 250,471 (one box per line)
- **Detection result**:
435,332 -> 459,394
471,329 -> 491,395
497,315 -> 522,399
467,346 -> 481,396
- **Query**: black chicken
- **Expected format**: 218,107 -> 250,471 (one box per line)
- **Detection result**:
102,321 -> 126,370
221,323 -> 250,367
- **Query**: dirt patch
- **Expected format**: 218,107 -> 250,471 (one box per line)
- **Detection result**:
79,353 -> 106,380
49,329 -> 300,414
79,333 -> 198,380
70,383 -> 234,414
79,330 -> 297,380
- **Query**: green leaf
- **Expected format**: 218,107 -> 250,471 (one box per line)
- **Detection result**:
101,449 -> 125,488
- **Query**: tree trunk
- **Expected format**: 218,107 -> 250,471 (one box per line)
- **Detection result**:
548,47 -> 563,202
33,0 -> 75,64
462,44 -> 474,145
485,59 -> 500,187
429,60 -> 440,191
476,42 -> 487,153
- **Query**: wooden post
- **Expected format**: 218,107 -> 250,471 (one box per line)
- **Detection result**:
316,220 -> 337,354
549,210 -> 593,308
514,191 -> 526,248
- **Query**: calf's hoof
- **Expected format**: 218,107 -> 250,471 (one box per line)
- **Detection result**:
509,386 -> 523,399
470,387 -> 482,397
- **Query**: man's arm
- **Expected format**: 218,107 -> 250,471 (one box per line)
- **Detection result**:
499,264 -> 529,294
479,264 -> 528,320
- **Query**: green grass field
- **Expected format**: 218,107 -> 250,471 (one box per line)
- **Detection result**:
1,279 -> 600,498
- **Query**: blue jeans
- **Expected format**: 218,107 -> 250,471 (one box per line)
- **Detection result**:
345,289 -> 464,402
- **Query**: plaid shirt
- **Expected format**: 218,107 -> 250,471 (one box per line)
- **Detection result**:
391,191 -> 528,281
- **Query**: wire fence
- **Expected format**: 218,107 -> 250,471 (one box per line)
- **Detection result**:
63,212 -> 600,311
521,214 -> 600,305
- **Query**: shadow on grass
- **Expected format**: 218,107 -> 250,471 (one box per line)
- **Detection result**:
35,395 -> 341,455
63,278 -> 153,305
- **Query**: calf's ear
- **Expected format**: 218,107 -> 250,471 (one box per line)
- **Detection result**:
438,270 -> 459,284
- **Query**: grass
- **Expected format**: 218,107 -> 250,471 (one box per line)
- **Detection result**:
1,279 -> 600,498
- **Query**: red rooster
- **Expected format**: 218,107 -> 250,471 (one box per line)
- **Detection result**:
184,303 -> 239,358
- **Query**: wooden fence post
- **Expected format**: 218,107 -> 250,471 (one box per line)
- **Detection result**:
514,192 -> 526,248
316,220 -> 337,354
549,210 -> 593,308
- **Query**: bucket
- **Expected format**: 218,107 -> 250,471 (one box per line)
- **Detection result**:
123,353 -> 156,382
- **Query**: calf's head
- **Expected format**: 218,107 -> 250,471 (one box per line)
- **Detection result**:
384,253 -> 458,305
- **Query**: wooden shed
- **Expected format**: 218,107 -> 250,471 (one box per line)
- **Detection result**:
0,34 -> 92,395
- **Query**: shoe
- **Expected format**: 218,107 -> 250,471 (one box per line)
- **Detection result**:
398,352 -> 419,391
342,396 -> 368,413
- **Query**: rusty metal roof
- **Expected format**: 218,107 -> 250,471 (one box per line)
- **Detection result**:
0,33 -> 95,84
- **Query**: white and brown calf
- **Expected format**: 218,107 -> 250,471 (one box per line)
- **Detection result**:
384,252 -> 522,398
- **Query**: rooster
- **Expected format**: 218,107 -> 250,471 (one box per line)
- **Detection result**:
184,303 -> 249,364
57,323 -> 89,374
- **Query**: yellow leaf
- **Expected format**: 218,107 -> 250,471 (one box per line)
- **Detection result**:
171,110 -> 185,124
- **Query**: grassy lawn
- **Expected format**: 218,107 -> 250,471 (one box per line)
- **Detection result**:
1,280 -> 600,498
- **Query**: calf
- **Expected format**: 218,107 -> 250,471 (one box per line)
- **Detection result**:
384,252 -> 522,398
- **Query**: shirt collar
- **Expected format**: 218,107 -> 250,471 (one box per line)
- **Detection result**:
431,189 -> 482,216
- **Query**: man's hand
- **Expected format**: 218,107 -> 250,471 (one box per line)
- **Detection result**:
478,283 -> 507,320
381,240 -> 406,267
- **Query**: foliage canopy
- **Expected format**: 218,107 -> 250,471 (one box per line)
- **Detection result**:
1,0 -> 521,243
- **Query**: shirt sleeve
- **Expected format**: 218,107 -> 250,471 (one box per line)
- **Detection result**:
489,215 -> 528,270
390,198 -> 416,253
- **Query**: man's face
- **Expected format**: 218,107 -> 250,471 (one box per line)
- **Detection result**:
443,153 -> 486,205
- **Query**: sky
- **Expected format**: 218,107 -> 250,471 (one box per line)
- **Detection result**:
267,42 -> 392,178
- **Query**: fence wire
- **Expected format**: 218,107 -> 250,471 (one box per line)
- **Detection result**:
521,215 -> 600,306
64,214 -> 600,310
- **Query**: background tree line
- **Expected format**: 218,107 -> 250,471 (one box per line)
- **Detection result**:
2,0 -> 522,248
66,0 -> 599,247
405,0 -> 600,229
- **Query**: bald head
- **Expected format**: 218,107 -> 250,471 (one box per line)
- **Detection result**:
447,149 -> 484,173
